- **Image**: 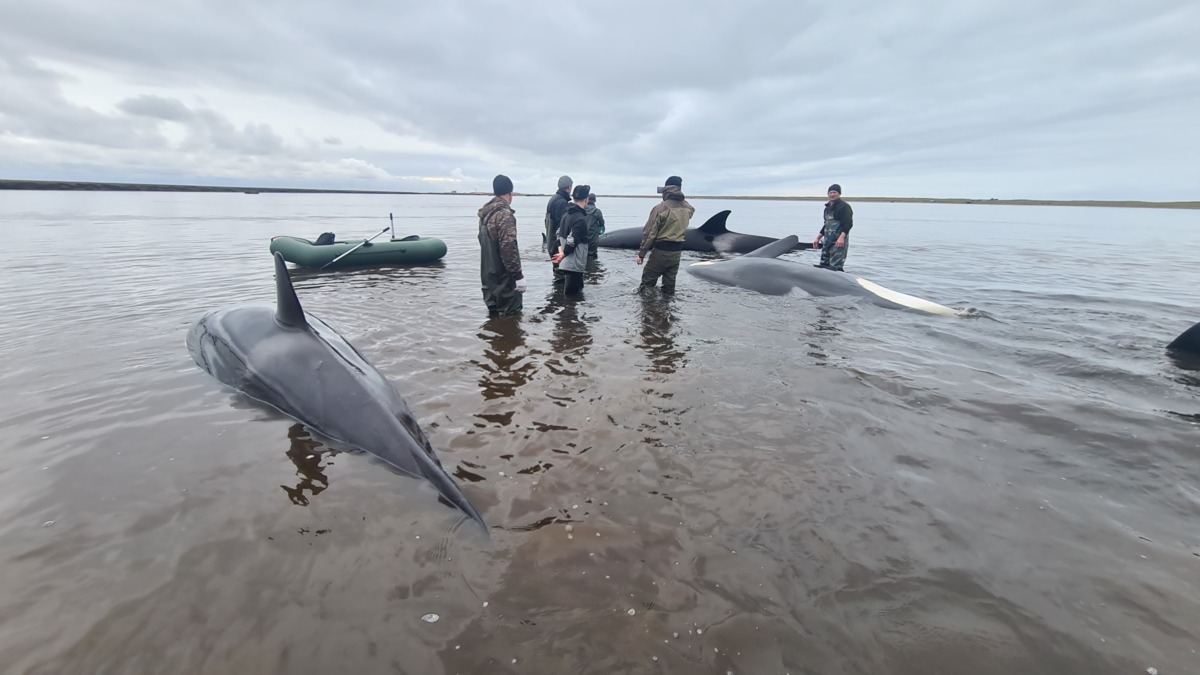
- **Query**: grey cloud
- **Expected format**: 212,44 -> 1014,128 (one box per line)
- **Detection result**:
118,95 -> 192,122
0,0 -> 1196,199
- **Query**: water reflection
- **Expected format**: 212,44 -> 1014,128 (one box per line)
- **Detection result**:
280,424 -> 332,506
474,314 -> 534,401
546,295 -> 593,376
584,256 -> 606,285
636,294 -> 687,374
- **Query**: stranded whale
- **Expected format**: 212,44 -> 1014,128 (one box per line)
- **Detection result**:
597,209 -> 807,254
186,252 -> 486,528
685,235 -> 958,316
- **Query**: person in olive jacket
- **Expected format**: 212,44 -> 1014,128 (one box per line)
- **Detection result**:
636,175 -> 694,294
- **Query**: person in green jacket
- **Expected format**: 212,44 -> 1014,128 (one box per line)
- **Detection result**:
636,175 -> 694,294
478,174 -> 525,316
584,192 -> 605,259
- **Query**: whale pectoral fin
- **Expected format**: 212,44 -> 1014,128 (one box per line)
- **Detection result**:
392,410 -> 444,465
743,235 -> 800,259
854,277 -> 958,316
696,210 -> 732,235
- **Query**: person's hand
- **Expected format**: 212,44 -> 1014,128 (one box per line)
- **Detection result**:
836,233 -> 846,248
551,253 -> 564,264
813,236 -> 821,248
514,278 -> 527,293
636,256 -> 644,265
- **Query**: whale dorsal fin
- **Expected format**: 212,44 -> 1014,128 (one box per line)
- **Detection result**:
273,252 -> 308,327
743,235 -> 799,258
1168,320 -> 1200,356
696,210 -> 732,235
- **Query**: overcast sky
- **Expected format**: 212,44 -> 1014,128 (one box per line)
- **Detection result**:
1,0 -> 1197,200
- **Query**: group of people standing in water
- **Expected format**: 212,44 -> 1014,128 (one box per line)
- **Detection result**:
477,174 -> 853,317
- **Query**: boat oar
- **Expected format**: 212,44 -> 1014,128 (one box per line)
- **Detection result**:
389,212 -> 395,240
320,226 -> 390,270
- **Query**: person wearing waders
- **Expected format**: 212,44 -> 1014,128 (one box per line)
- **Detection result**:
584,192 -> 605,259
545,175 -> 572,285
552,184 -> 592,295
813,183 -> 853,272
478,174 -> 526,316
636,175 -> 694,294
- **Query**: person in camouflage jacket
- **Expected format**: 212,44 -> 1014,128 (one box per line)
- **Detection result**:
479,175 -> 526,316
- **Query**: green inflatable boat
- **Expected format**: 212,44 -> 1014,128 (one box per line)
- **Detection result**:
269,234 -> 447,269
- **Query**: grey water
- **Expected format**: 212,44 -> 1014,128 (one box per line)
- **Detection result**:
0,191 -> 1197,674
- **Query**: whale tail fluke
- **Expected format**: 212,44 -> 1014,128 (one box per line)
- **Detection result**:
744,235 -> 800,259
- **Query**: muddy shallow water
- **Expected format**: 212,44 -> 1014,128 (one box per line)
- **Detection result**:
0,192 -> 1197,674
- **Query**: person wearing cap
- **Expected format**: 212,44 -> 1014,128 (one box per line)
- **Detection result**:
545,175 -> 572,283
478,174 -> 525,316
584,192 -> 605,259
813,183 -> 854,271
551,184 -> 592,295
636,175 -> 694,294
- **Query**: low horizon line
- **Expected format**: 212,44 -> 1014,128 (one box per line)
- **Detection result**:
1,178 -> 1195,209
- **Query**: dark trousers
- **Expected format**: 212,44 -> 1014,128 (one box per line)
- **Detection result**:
483,279 -> 522,316
563,270 -> 584,295
818,235 -> 849,271
639,249 -> 682,293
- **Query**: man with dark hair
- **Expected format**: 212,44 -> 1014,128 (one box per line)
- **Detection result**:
636,175 -> 694,294
584,192 -> 605,259
552,184 -> 592,295
813,183 -> 854,271
478,174 -> 525,316
545,175 -> 572,284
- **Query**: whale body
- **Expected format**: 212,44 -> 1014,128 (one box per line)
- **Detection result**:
186,253 -> 487,528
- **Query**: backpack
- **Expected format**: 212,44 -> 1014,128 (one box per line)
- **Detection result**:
314,232 -> 336,245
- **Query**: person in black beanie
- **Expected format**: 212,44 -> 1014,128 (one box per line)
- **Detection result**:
813,183 -> 854,271
478,174 -> 525,316
552,184 -> 592,295
637,175 -> 694,294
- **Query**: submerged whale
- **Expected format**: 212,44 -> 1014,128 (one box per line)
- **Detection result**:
186,252 -> 486,528
685,235 -> 958,316
597,209 -> 808,254
1168,320 -> 1200,362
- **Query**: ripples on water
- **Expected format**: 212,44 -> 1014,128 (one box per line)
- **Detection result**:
0,192 -> 1197,674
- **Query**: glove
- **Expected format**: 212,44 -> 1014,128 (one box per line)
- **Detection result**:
514,278 -> 527,293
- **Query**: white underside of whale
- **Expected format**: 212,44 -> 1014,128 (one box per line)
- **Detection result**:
854,277 -> 957,316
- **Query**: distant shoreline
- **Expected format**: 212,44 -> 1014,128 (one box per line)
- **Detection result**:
1,179 -> 1195,210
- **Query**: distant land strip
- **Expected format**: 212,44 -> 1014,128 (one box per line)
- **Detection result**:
2,179 -> 1196,210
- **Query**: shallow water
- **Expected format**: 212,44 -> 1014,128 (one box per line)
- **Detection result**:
0,191 -> 1197,675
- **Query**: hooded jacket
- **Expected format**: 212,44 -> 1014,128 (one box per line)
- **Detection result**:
557,203 -> 590,273
638,185 -> 695,258
545,189 -> 571,254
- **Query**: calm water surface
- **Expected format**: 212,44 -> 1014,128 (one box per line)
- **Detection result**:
0,192 -> 1197,675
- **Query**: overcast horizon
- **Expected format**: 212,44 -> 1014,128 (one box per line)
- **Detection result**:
2,1 -> 1197,201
